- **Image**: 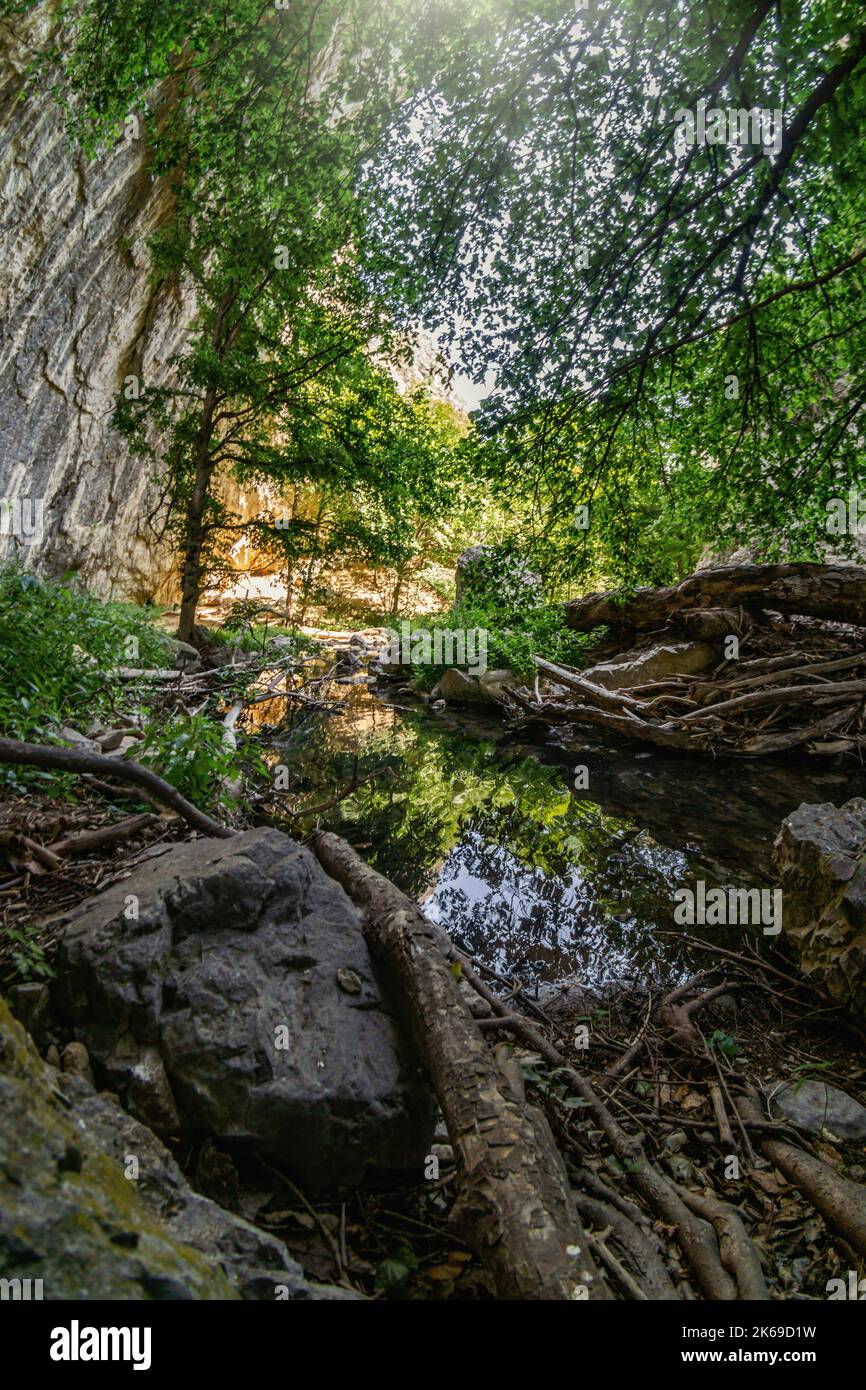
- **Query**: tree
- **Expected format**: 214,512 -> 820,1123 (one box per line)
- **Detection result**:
366,0 -> 866,585
41,0 -> 492,638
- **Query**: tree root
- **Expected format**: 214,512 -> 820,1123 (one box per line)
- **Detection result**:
0,737 -> 235,839
311,829 -> 608,1301
736,1090 -> 866,1258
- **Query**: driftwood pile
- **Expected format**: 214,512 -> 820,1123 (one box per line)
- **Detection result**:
519,563 -> 866,757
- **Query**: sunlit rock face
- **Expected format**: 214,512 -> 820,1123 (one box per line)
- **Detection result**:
0,1 -> 194,602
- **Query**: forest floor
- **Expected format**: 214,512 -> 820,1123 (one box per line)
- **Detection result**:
3,776 -> 864,1300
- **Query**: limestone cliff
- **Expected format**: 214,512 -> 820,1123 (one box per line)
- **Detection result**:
0,0 -> 194,601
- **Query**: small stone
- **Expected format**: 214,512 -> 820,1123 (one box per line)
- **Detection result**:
97,727 -> 141,752
104,736 -> 140,758
126,1045 -> 181,1133
467,995 -> 493,1019
336,968 -> 362,996
770,1079 -> 866,1140
58,726 -> 100,752
664,1153 -> 694,1184
664,1130 -> 688,1153
62,1042 -> 95,1087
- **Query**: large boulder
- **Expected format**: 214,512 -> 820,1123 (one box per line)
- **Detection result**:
431,667 -> 518,707
0,998 -> 348,1299
774,799 -> 866,1018
50,828 -> 435,1190
581,641 -> 716,692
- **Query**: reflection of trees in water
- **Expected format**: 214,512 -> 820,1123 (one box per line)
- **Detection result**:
267,692 -> 757,985
424,822 -> 699,989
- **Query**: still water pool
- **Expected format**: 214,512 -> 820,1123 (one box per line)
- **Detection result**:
253,669 -> 865,990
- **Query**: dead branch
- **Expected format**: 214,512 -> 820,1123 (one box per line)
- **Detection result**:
0,738 -> 235,839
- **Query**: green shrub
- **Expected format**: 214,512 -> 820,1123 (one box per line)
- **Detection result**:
135,711 -> 266,812
0,565 -> 165,744
406,598 -> 603,684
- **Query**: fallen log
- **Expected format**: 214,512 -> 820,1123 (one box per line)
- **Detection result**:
565,563 -> 866,633
0,738 -> 234,839
671,677 -> 866,725
311,830 -> 607,1300
533,656 -> 650,714
47,813 -> 158,856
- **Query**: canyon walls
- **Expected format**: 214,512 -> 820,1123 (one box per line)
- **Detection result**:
0,0 -> 194,601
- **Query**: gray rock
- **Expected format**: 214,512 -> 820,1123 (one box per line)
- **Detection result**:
0,996 -> 235,1300
63,1076 -> 354,1299
61,1041 -> 95,1087
58,725 -> 100,752
6,981 -> 52,1049
581,641 -> 716,692
157,637 -> 202,674
770,1079 -> 866,1141
333,646 -> 361,674
103,735 -> 141,758
478,668 -> 519,703
97,726 -> 143,752
774,798 -> 866,1018
51,828 -> 435,1190
433,668 -> 482,704
680,607 -> 753,640
664,1154 -> 695,1184
0,996 -> 348,1299
663,1130 -> 688,1154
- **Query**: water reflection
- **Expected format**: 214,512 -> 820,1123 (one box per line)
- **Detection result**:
253,672 -> 866,988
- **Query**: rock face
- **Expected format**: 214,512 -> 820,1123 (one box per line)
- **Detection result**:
0,3 -> 194,601
774,798 -> 866,1018
0,997 -> 351,1299
51,828 -> 435,1189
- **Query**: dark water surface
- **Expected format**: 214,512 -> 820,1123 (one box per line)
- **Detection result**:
253,670 -> 866,991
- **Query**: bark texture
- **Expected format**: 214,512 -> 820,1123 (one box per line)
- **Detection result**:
564,563 -> 866,633
312,830 -> 607,1301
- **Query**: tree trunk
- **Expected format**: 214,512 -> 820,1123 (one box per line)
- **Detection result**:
176,394 -> 217,644
564,563 -> 866,633
312,830 -> 608,1301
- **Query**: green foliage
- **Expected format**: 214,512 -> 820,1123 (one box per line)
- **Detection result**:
366,0 -> 866,585
136,712 -> 260,812
708,1029 -> 740,1060
2,925 -> 52,985
375,1247 -> 417,1296
0,566 -> 164,746
423,599 -> 597,681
